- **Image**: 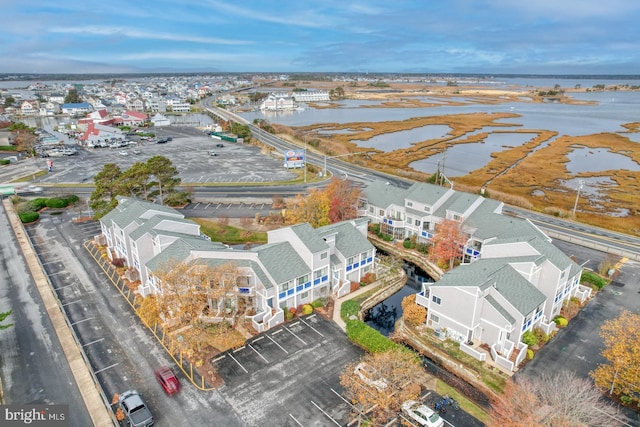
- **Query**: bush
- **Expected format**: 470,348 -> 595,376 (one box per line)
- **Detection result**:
111,258 -> 126,267
28,198 -> 48,211
527,349 -> 534,360
302,304 -> 313,315
403,239 -> 413,249
311,299 -> 325,309
553,315 -> 568,328
521,330 -> 539,347
404,304 -> 427,326
285,310 -> 294,320
416,243 -> 430,254
581,270 -> 609,290
63,194 -> 80,205
341,300 -> 360,321
45,197 -> 68,208
0,159 -> 10,165
18,210 -> 39,223
382,234 -> 393,242
164,191 -> 191,207
532,327 -> 549,344
360,272 -> 376,285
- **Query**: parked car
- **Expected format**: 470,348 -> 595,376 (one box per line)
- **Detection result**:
118,390 -> 154,427
154,366 -> 181,396
354,362 -> 388,391
157,138 -> 168,144
133,149 -> 141,155
215,143 -> 224,148
401,400 -> 444,427
209,150 -> 217,156
119,150 -> 129,156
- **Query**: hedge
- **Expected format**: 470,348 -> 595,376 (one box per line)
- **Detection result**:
28,198 -> 48,211
64,195 -> 80,204
45,198 -> 69,208
18,211 -> 39,223
345,319 -> 400,353
581,270 -> 609,290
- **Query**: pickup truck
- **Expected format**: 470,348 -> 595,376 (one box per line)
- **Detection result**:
118,390 -> 154,427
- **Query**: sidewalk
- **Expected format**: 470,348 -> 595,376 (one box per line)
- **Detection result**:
2,199 -> 115,427
332,280 -> 387,331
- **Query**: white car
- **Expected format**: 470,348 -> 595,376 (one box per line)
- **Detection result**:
119,150 -> 129,156
401,400 -> 444,427
354,362 -> 388,391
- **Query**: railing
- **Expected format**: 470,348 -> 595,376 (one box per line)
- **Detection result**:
382,217 -> 405,227
538,318 -> 556,335
267,308 -> 284,329
502,339 -> 515,359
416,290 -> 430,308
515,342 -> 528,367
250,308 -> 270,333
575,285 -> 592,303
460,341 -> 486,362
491,344 -> 515,371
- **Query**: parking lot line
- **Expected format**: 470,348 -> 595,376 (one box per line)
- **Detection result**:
213,355 -> 226,362
251,336 -> 264,343
311,401 -> 341,426
216,203 -> 222,208
289,414 -> 304,426
70,317 -> 93,326
248,343 -> 269,363
54,282 -> 76,290
285,326 -> 307,345
233,345 -> 246,353
61,299 -> 82,307
266,334 -> 289,354
299,318 -> 324,337
228,353 -> 249,374
47,271 -> 66,276
94,363 -> 119,374
193,202 -> 201,209
204,203 -> 211,210
82,338 -> 105,347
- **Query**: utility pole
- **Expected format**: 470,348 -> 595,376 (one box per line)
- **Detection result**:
572,180 -> 585,217
303,134 -> 307,184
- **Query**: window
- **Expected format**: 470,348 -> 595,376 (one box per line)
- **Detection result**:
432,295 -> 442,305
320,252 -> 328,260
347,256 -> 356,266
360,251 -> 369,260
314,267 -> 328,279
297,275 -> 309,286
407,201 -> 413,207
430,313 -> 439,323
379,209 -> 384,216
424,206 -> 430,212
300,291 -> 308,299
279,281 -> 291,293
453,214 -> 461,221
369,206 -> 374,213
415,219 -> 420,226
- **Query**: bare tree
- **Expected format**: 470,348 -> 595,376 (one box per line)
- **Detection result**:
491,371 -> 622,427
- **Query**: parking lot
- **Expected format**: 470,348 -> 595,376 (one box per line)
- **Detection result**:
215,314 -> 365,426
33,126 -> 296,185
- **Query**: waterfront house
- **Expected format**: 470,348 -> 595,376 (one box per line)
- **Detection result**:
358,181 -> 591,371
99,196 -> 377,332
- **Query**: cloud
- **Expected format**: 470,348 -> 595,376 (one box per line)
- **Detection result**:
50,26 -> 251,45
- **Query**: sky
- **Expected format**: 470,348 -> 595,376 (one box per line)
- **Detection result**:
2,0 -> 640,75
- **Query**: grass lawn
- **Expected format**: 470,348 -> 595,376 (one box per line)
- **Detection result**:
193,218 -> 267,245
436,380 -> 490,425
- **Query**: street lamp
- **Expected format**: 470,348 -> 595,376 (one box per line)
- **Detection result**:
572,180 -> 585,217
323,152 -> 362,177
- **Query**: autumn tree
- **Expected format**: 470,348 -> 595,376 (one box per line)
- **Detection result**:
491,371 -> 620,427
12,130 -> 37,152
591,310 -> 640,405
89,163 -> 122,218
285,187 -> 330,227
428,218 -> 466,269
146,155 -> 180,205
340,348 -> 427,425
326,177 -> 360,223
401,294 -> 427,326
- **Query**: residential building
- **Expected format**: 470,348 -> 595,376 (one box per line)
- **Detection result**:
99,196 -> 376,332
62,102 -> 93,115
260,94 -> 295,111
359,181 -> 591,371
20,100 -> 39,116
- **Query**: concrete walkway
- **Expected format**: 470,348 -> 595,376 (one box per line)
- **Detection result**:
332,280 -> 387,331
3,199 -> 115,427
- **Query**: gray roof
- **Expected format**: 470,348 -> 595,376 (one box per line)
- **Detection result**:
361,180 -> 407,208
289,223 -> 329,253
433,191 -> 480,217
318,221 -> 374,258
434,257 -> 546,316
405,182 -> 452,207
101,196 -> 182,229
251,242 -> 310,285
485,294 -> 516,324
129,214 -> 196,241
146,237 -> 226,271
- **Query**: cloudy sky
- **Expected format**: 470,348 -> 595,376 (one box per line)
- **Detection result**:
2,0 -> 639,74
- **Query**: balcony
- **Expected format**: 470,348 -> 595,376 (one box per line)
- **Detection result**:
382,217 -> 405,228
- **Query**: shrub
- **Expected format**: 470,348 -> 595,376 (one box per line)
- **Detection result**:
403,239 -> 413,249
382,234 -> 393,242
553,315 -> 568,328
164,191 -> 191,207
45,197 -> 68,208
111,258 -> 126,267
311,299 -> 325,309
18,210 -> 39,223
620,395 -> 632,405
416,243 -> 430,254
581,270 -> 609,290
532,327 -> 549,344
285,310 -> 294,320
361,272 -> 376,285
404,304 -> 427,326
522,330 -> 539,347
302,304 -> 313,315
341,300 -> 360,321
368,223 -> 380,234
28,198 -> 48,211
0,159 -> 10,165
63,194 -> 80,205
527,349 -> 534,360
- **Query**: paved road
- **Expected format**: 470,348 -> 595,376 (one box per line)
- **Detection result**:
0,205 -> 92,427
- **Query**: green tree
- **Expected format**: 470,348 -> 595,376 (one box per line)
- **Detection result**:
230,123 -> 251,140
0,310 -> 13,330
89,163 -> 122,218
4,96 -> 15,107
64,89 -> 81,104
119,161 -> 151,199
146,156 -> 180,205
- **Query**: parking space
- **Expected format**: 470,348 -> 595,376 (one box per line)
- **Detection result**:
215,314 -> 364,426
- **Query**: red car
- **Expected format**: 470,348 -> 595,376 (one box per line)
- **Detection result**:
154,366 -> 181,395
